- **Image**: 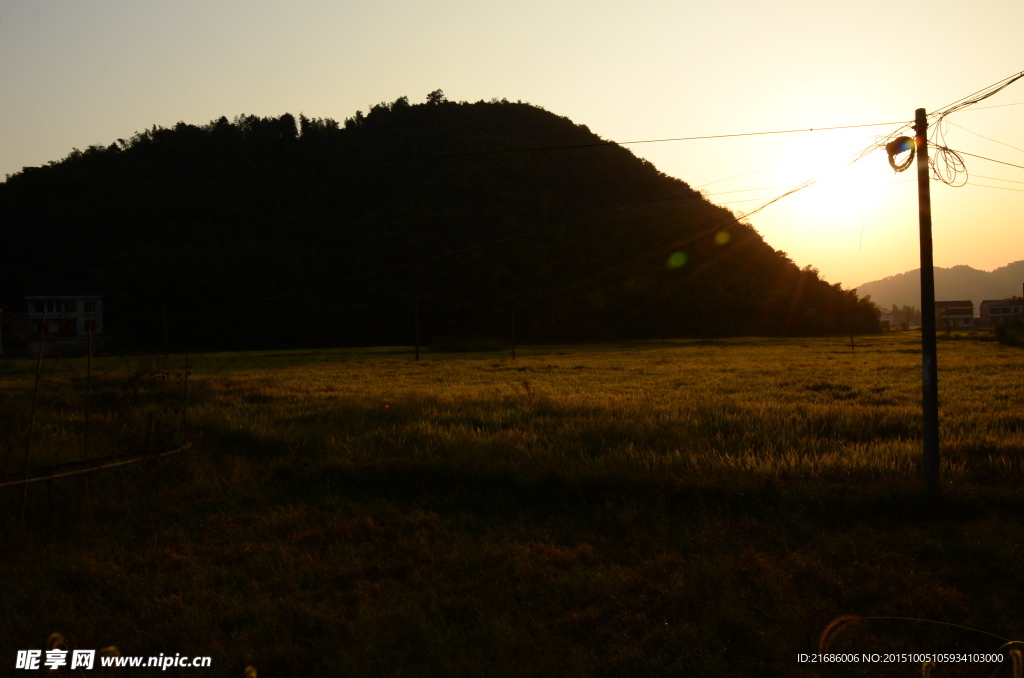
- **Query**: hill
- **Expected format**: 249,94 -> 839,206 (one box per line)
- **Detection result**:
856,261 -> 1024,311
0,93 -> 878,350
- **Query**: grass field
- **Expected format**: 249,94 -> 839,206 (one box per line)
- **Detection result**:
2,334 -> 1023,676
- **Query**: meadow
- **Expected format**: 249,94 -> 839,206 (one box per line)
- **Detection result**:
1,333 -> 1023,676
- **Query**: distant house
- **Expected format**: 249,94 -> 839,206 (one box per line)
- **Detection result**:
22,286 -> 104,354
935,300 -> 974,328
979,297 -> 1024,326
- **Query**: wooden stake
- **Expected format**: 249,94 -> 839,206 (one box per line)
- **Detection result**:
183,353 -> 189,445
413,263 -> 420,362
701,296 -> 706,347
21,315 -> 46,518
162,303 -> 168,360
84,328 -> 93,497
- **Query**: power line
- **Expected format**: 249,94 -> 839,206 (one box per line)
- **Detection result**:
693,126 -> 905,191
612,121 -> 909,147
117,154 -> 859,337
973,174 -> 1024,185
12,126 -> 909,269
2,119 -> 911,189
960,100 -> 1024,112
929,70 -> 1024,119
714,178 -> 917,205
926,70 -> 1024,186
951,150 -> 1024,171
112,122 -> 911,335
964,182 -> 1024,193
40,75 -> 1024,337
946,121 -> 1024,155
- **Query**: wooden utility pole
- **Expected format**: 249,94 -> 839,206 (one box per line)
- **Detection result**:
916,108 -> 940,498
511,311 -> 516,362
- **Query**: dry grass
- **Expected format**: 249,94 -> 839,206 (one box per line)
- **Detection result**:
1,334 -> 1023,676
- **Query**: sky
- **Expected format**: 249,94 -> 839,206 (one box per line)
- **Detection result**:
2,0 -> 1022,290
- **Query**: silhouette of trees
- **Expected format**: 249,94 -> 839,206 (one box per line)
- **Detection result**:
0,97 -> 879,350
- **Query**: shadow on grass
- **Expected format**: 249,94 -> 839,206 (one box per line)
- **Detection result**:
261,455 -> 1002,528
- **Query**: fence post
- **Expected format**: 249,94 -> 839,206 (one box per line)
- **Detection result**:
83,329 -> 93,499
701,297 -> 706,347
147,411 -> 157,470
21,316 -> 46,518
183,353 -> 189,445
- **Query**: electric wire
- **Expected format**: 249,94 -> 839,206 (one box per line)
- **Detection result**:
714,177 -> 917,205
110,125 -> 914,336
960,100 -> 1024,112
950,150 -> 1024,171
973,174 -> 1024,185
928,71 -> 1024,120
2,119 -> 910,189
16,129 -> 902,269
964,182 -> 1024,193
926,70 -> 1024,186
36,74 -> 1024,338
945,121 -> 1024,155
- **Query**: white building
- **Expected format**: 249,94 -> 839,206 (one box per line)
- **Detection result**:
979,297 -> 1023,325
934,300 -> 974,328
24,286 -> 104,353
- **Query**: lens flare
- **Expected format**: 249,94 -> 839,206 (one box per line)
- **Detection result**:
667,251 -> 687,268
714,230 -> 731,245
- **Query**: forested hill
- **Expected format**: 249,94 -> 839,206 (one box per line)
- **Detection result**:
857,262 -> 1024,310
0,93 -> 878,350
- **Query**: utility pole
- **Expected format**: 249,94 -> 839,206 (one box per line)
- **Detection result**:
511,310 -> 516,362
916,108 -> 940,498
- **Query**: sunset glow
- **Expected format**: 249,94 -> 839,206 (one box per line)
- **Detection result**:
1,0 -> 1022,288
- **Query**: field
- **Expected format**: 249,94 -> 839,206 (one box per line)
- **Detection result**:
2,333 -> 1023,676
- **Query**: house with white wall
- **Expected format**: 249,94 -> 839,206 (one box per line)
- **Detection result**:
23,286 -> 104,353
979,297 -> 1023,325
934,300 -> 974,328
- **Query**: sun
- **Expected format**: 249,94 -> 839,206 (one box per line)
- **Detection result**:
765,146 -> 909,237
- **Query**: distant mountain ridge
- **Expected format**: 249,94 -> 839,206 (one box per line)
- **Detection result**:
856,261 -> 1024,310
